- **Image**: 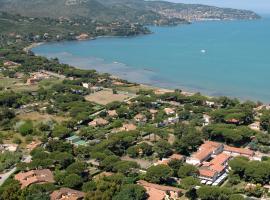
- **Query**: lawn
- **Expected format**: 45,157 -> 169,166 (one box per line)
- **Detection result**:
85,88 -> 135,105
17,111 -> 69,123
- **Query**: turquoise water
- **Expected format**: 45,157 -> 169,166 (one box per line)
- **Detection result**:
33,18 -> 270,102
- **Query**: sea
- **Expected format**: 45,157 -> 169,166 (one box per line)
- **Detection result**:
33,16 -> 270,102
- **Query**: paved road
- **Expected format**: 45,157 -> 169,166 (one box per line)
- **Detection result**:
0,167 -> 16,186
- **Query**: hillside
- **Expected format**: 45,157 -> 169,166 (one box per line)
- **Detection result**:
0,0 -> 260,25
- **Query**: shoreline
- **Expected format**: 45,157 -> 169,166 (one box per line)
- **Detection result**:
29,19 -> 269,103
30,40 -> 265,103
32,42 -> 199,99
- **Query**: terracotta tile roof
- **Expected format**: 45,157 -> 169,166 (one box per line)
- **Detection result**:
108,110 -> 118,117
120,123 -> 137,131
138,180 -> 182,193
26,141 -> 42,151
192,141 -> 223,162
224,145 -> 254,157
88,118 -> 109,127
149,109 -> 158,114
50,188 -> 85,200
164,108 -> 175,115
210,153 -> 230,166
155,159 -> 170,166
199,168 -> 217,178
169,154 -> 184,161
134,113 -> 147,121
15,169 -> 54,188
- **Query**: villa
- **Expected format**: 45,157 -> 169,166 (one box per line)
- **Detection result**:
88,118 -> 109,127
120,123 -> 137,132
50,188 -> 85,200
134,113 -> 147,123
137,180 -> 183,200
15,169 -> 54,189
107,110 -> 118,117
155,154 -> 184,166
164,108 -> 175,115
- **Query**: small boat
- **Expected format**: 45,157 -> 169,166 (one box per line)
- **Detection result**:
201,49 -> 206,53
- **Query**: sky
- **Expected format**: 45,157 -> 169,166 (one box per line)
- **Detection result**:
170,0 -> 270,14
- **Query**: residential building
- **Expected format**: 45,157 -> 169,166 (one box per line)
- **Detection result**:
248,122 -> 261,131
137,180 -> 183,200
50,188 -> 85,200
134,113 -> 147,123
15,169 -> 55,189
0,143 -> 18,152
186,141 -> 224,166
203,114 -> 211,126
186,141 -> 254,185
26,141 -> 42,152
107,110 -> 118,117
155,154 -> 184,166
223,145 -> 254,158
164,108 -> 175,115
88,118 -> 109,127
199,153 -> 231,184
120,123 -> 137,132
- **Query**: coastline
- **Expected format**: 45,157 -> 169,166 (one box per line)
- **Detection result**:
30,17 -> 269,103
30,40 -> 263,102
31,42 -> 199,99
23,42 -> 44,53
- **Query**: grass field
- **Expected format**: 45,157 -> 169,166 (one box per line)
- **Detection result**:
17,111 -> 69,123
85,88 -> 135,105
0,75 -> 62,92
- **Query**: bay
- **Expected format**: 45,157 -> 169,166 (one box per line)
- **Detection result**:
33,18 -> 270,102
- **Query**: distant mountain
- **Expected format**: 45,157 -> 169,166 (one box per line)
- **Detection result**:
0,0 -> 260,24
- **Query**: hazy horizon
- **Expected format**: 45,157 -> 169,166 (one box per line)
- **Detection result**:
169,0 -> 270,14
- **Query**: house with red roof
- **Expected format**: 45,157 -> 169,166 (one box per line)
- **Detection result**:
137,180 -> 183,200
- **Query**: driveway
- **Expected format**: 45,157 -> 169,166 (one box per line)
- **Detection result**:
0,167 -> 17,186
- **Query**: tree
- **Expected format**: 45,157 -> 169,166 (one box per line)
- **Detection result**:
153,140 -> 172,159
52,124 -> 70,138
82,181 -> 97,193
113,184 -> 147,200
100,155 -> 121,171
180,177 -> 200,190
18,120 -> 34,136
49,152 -> 74,169
145,165 -> 173,184
168,159 -> 183,177
178,164 -> 198,178
229,194 -> 244,200
197,186 -> 232,200
64,174 -> 83,189
0,179 -> 21,200
112,161 -> 139,175
66,162 -> 87,176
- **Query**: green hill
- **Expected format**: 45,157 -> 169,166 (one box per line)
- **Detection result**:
0,0 -> 260,24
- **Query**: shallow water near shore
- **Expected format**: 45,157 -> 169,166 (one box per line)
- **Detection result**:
33,18 -> 270,102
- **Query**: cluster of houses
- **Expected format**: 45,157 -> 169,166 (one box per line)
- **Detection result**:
82,82 -> 103,93
15,169 -> 85,200
26,71 -> 52,85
